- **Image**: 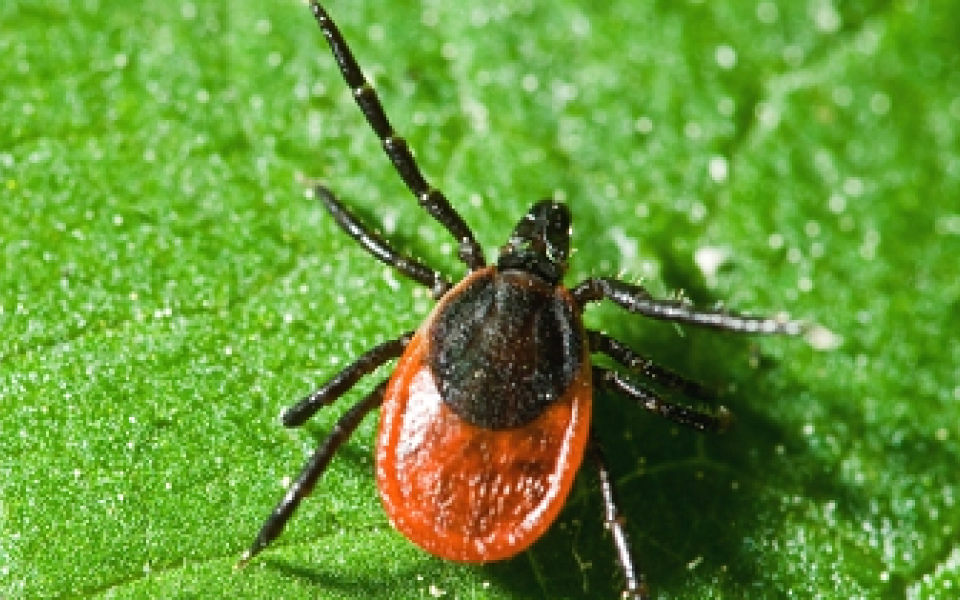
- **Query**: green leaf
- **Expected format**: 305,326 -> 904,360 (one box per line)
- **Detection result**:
3,0 -> 959,598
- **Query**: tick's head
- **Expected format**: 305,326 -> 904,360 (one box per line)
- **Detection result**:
496,200 -> 571,285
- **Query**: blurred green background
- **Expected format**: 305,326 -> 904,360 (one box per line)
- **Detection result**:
3,0 -> 959,597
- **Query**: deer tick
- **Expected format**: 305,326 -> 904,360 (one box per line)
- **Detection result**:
237,3 -> 808,598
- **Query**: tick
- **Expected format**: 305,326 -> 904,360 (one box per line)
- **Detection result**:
238,3 -> 809,598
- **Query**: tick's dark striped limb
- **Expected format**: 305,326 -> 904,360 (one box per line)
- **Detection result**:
587,329 -> 715,402
593,366 -> 731,433
282,331 -> 413,427
309,1 -> 485,271
588,330 -> 730,433
573,277 -> 806,336
587,437 -> 649,600
236,381 -> 385,569
244,4 -> 815,597
316,187 -> 451,298
237,333 -> 411,568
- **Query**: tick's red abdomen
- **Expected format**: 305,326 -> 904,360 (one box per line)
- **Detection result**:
376,329 -> 592,562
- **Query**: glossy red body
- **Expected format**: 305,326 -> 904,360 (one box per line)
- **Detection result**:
376,268 -> 593,562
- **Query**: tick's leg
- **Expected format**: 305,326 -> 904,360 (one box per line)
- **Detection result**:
593,366 -> 730,433
573,277 -> 805,335
283,331 -> 413,427
317,187 -> 450,298
587,329 -> 715,402
237,379 -> 387,567
587,434 -> 649,600
309,1 -> 485,270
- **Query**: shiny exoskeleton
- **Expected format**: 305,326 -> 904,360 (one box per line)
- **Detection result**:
237,3 -> 808,599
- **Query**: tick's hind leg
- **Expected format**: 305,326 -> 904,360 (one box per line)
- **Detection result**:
309,2 -> 485,270
587,435 -> 649,600
317,187 -> 451,298
283,331 -> 413,427
238,332 -> 412,566
237,379 -> 387,567
587,330 -> 715,402
593,365 -> 730,433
